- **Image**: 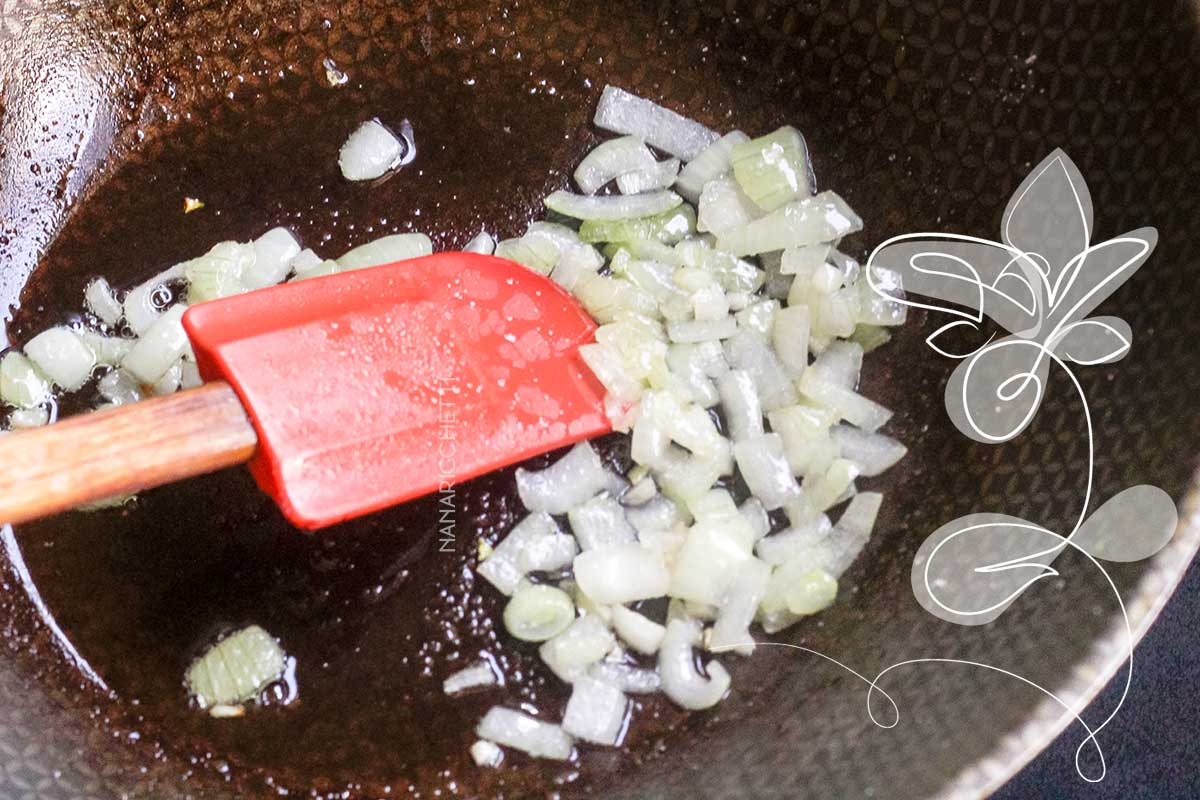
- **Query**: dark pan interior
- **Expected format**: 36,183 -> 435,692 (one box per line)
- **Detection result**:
1,1 -> 1199,797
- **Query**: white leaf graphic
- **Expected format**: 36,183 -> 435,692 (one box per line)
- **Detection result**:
1052,317 -> 1132,365
1073,486 -> 1178,562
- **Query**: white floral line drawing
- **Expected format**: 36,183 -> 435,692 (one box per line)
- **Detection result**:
717,150 -> 1176,784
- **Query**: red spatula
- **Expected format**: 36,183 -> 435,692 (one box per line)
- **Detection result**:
0,253 -> 611,529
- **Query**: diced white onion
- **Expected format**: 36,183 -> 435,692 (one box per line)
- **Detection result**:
538,614 -> 616,683
717,191 -> 862,257
477,512 -> 563,596
125,263 -> 186,334
616,157 -> 681,195
151,359 -> 183,396
754,514 -> 833,566
733,434 -> 802,511
8,406 -> 49,429
668,519 -> 754,606
830,425 -> 907,477
624,494 -> 685,535
185,242 -> 255,304
709,557 -> 771,655
772,305 -> 810,377
593,85 -> 719,161
550,243 -> 603,291
811,340 -> 863,390
516,442 -> 611,514
518,533 -> 579,573
444,660 -> 503,695
717,369 -> 763,442
589,660 -> 661,693
122,305 -> 188,384
463,230 -> 496,255
469,739 -> 504,767
697,176 -> 762,237
243,227 -> 302,289
545,189 -> 682,221
338,119 -> 405,181
84,277 -> 123,325
574,543 -> 670,605
567,493 -> 638,551
724,328 -> 797,411
338,233 -> 433,271
674,130 -> 750,203
0,351 -> 50,408
667,316 -> 737,343
730,126 -> 813,212
78,331 -> 134,367
185,625 -> 287,709
504,584 -> 577,642
798,371 -> 892,432
25,327 -> 96,391
658,618 -> 730,710
739,498 -> 771,541
561,675 -> 630,746
609,605 -> 666,655
476,707 -> 573,761
574,135 -> 658,194
780,243 -> 831,275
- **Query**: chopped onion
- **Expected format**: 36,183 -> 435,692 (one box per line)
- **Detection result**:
574,543 -> 670,605
580,205 -> 696,246
859,265 -> 908,326
798,370 -> 891,432
518,533 -> 579,573
561,675 -> 630,745
624,494 -> 685,535
734,298 -> 779,336
754,514 -> 834,566
772,305 -> 810,377
768,404 -> 838,477
504,584 -> 577,642
25,327 -> 96,391
185,625 -> 287,709
0,351 -> 50,408
668,519 -> 755,606
738,498 -> 771,541
125,263 -> 185,334
822,492 -> 882,578
658,618 -> 730,710
180,358 -> 203,390
338,119 -> 405,181
337,233 -> 433,271
850,324 -> 892,352
724,328 -> 797,411
616,157 -> 681,195
476,707 -> 573,761
709,557 -> 771,655
550,243 -> 604,291
688,488 -> 739,522
759,562 -> 838,633
717,369 -> 763,442
444,660 -> 503,695
84,277 -> 123,325
185,242 -> 255,304
243,227 -> 302,289
810,340 -> 863,390
289,248 -> 324,274
609,605 -> 666,655
589,660 -> 661,693
567,494 -> 638,551
717,191 -> 862,257
122,305 -> 188,384
516,442 -> 611,515
830,425 -> 907,477
593,85 -> 719,161
463,230 -> 496,255
546,189 -> 682,221
780,243 -> 831,275
78,331 -> 134,367
573,135 -> 658,194
8,406 -> 49,429
495,235 -> 560,274
469,739 -> 504,768
730,126 -> 814,212
151,359 -> 183,396
291,258 -> 340,282
538,614 -> 616,683
697,176 -> 762,236
621,472 -> 658,506
477,512 -> 563,595
665,344 -> 720,407
655,444 -> 731,507
667,316 -> 737,343
97,369 -> 143,406
732,434 -> 802,511
674,130 -> 750,203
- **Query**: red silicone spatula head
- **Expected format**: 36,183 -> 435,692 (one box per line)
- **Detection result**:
183,253 -> 611,529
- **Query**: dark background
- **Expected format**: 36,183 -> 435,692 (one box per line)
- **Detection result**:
997,559 -> 1200,798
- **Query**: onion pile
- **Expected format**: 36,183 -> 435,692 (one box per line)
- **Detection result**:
464,86 -> 907,764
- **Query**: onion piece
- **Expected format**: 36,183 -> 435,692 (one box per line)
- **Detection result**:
477,512 -> 563,596
724,328 -> 797,411
823,491 -> 882,578
589,660 -> 661,694
859,265 -> 908,326
475,707 -> 573,761
338,119 -> 405,181
538,614 -> 616,683
593,85 -> 718,161
122,305 -> 188,384
504,584 -> 577,642
624,494 -> 686,535
697,176 -> 762,236
495,235 -> 560,274
830,425 -> 907,476
732,433 -> 803,511
444,660 -> 503,695
8,406 -> 49,429
337,233 -> 433,271
463,230 -> 496,255
772,305 -> 811,378
151,359 -> 183,396
609,605 -> 666,655
518,533 -> 579,573
850,324 -> 892,353
97,368 -> 143,406
738,498 -> 772,542
0,352 -> 50,408
717,191 -> 862,257
668,518 -> 755,606
709,557 -> 771,655
185,242 -> 255,304
573,135 -> 658,194
730,126 -> 814,212
25,327 -> 96,391
180,358 -> 203,390
580,205 -> 696,246
734,298 -> 779,336
666,316 -> 737,343
810,340 -> 863,390
655,443 -> 731,507
574,543 -> 670,605
616,157 -> 681,195
125,264 -> 186,334
78,331 -> 134,367
658,618 -> 731,710
717,369 -> 763,442
84,277 -> 123,325
561,675 -> 631,746
546,189 -> 682,221
674,130 -> 750,203
567,494 -> 638,551
516,442 -> 611,515
550,243 -> 604,291
185,625 -> 287,710
768,404 -> 839,477
243,227 -> 302,289
780,243 -> 831,275
469,739 -> 504,768
798,370 -> 891,432
665,344 -> 720,408
754,514 -> 834,565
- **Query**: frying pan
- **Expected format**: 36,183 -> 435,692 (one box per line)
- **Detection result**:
1,0 -> 1198,797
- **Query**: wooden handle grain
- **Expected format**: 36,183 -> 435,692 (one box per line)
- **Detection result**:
0,381 -> 258,526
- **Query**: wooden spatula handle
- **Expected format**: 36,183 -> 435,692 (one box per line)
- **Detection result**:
0,381 -> 258,526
